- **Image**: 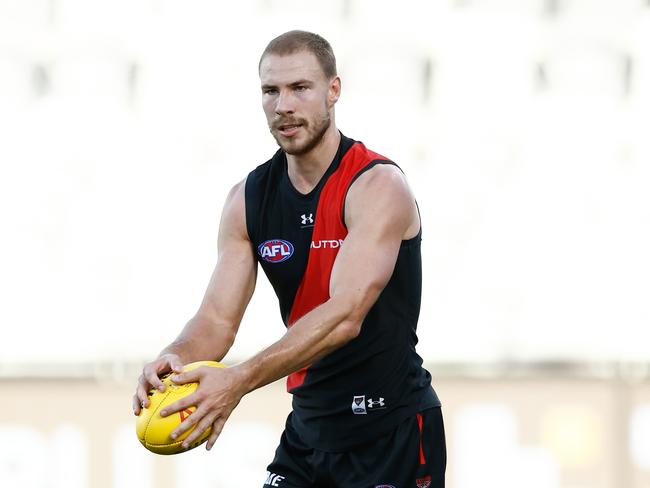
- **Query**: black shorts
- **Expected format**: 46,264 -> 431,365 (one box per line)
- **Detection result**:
263,407 -> 446,488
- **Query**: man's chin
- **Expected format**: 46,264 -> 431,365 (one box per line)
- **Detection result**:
274,136 -> 308,156
283,144 -> 308,156
271,117 -> 329,156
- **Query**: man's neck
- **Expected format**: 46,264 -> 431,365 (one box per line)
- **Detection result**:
286,126 -> 341,195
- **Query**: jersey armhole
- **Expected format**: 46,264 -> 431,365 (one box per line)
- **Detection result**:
243,173 -> 258,246
340,160 -> 422,242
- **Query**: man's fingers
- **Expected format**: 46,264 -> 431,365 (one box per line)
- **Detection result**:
206,427 -> 218,450
132,394 -> 141,415
169,404 -> 206,441
133,354 -> 184,418
136,380 -> 152,410
160,392 -> 199,418
143,364 -> 166,392
171,358 -> 184,373
133,374 -> 152,415
170,368 -> 201,385
182,411 -> 218,449
206,418 -> 226,451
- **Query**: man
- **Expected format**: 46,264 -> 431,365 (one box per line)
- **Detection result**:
133,30 -> 446,487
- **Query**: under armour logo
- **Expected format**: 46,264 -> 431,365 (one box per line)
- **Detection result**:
367,397 -> 386,409
301,213 -> 314,225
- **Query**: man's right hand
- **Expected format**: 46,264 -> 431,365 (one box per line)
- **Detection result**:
132,353 -> 184,416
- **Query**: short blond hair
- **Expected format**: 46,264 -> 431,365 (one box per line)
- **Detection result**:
259,30 -> 337,79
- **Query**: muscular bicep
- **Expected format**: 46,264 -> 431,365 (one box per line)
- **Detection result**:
194,179 -> 257,332
329,165 -> 418,326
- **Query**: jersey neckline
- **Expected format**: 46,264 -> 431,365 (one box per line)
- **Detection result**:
281,131 -> 354,200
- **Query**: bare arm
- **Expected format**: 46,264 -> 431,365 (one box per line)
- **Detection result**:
132,179 -> 256,413
161,180 -> 257,363
164,164 -> 421,449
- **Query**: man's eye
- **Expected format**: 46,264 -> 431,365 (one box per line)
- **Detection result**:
295,86 -> 306,92
263,89 -> 278,95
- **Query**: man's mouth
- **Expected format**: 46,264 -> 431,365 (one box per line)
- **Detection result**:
276,123 -> 303,136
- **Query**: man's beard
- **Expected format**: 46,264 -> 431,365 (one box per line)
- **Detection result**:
271,111 -> 331,156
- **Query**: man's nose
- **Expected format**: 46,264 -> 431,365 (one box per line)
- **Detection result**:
275,90 -> 295,115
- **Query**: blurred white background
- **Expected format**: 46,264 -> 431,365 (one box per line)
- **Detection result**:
1,1 -> 649,487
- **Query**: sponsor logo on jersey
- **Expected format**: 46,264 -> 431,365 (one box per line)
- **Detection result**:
374,485 -> 395,488
311,239 -> 344,249
367,397 -> 386,410
258,239 -> 294,263
416,475 -> 432,488
352,395 -> 367,414
264,471 -> 285,487
300,213 -> 314,225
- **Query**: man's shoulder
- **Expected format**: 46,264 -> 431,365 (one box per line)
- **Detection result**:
350,163 -> 407,196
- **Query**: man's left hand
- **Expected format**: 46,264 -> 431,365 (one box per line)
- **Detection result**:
159,365 -> 247,451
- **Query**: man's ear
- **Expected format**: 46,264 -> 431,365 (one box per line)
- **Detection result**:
328,76 -> 341,106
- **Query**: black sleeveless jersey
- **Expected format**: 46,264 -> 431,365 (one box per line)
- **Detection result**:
245,133 -> 440,450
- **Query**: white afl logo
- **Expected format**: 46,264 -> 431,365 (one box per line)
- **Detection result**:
258,239 -> 294,263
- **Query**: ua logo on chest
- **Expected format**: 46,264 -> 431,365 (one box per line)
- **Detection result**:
300,213 -> 314,227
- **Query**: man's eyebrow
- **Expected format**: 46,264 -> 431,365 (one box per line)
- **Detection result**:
261,79 -> 313,90
289,79 -> 313,86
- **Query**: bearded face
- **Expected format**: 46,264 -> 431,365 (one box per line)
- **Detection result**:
260,51 -> 338,156
269,105 -> 331,156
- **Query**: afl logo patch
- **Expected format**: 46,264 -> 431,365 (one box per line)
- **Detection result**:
258,239 -> 294,263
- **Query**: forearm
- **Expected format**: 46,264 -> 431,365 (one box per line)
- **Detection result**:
236,294 -> 360,393
160,315 -> 237,364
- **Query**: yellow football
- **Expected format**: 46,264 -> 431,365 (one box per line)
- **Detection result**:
136,360 -> 226,455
